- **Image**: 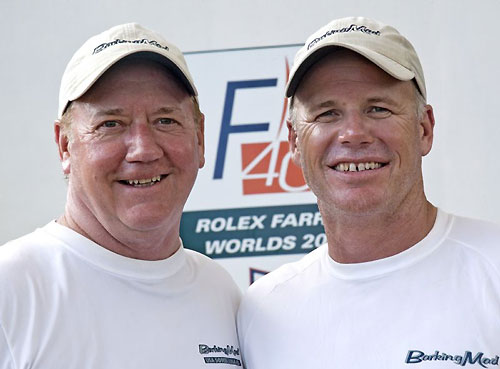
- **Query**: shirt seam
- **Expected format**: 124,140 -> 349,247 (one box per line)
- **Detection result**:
0,322 -> 18,369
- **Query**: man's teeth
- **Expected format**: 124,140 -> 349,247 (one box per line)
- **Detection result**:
334,162 -> 382,172
126,175 -> 162,186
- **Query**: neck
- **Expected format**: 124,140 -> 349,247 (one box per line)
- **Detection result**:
58,202 -> 181,261
321,195 -> 437,264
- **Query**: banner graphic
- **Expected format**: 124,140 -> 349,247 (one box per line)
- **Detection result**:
181,203 -> 324,259
182,44 -> 325,289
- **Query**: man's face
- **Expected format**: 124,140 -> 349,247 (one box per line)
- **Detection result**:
59,59 -> 204,237
289,50 -> 433,217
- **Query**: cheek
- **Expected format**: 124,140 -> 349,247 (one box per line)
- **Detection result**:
164,135 -> 200,166
92,143 -> 125,166
71,141 -> 125,179
297,124 -> 330,166
382,128 -> 422,168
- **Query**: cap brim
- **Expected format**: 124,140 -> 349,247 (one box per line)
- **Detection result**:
286,42 -> 415,97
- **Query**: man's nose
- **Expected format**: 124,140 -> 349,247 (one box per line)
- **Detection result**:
125,123 -> 163,163
337,112 -> 374,146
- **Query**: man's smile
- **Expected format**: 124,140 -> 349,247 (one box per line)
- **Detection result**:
119,174 -> 167,187
332,162 -> 387,172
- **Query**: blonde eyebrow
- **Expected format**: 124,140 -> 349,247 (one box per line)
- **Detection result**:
366,96 -> 400,106
317,100 -> 337,109
153,107 -> 180,115
93,108 -> 124,117
303,100 -> 338,116
92,106 -> 181,118
313,96 -> 401,110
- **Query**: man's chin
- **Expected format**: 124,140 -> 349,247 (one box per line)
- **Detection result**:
115,208 -> 177,233
318,191 -> 388,216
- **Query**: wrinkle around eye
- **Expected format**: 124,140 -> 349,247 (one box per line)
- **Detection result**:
367,106 -> 392,118
94,120 -> 125,132
155,117 -> 184,131
91,120 -> 127,138
314,110 -> 341,123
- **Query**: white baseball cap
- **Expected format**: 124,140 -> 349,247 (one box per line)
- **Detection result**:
286,16 -> 426,100
58,23 -> 197,118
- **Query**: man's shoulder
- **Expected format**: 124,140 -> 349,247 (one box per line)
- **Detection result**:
250,245 -> 325,297
182,247 -> 241,299
237,245 -> 326,346
0,225 -> 52,266
239,245 -> 326,314
447,212 -> 500,250
183,247 -> 233,277
445,211 -> 500,268
0,224 -> 58,308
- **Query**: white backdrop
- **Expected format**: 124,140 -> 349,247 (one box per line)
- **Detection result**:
1,1 -> 499,275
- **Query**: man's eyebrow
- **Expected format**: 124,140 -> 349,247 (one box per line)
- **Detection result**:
312,96 -> 401,109
93,108 -> 124,117
312,100 -> 337,110
153,106 -> 180,115
366,96 -> 399,106
92,106 -> 181,117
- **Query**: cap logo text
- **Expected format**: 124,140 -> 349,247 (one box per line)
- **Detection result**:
92,39 -> 169,55
307,24 -> 380,50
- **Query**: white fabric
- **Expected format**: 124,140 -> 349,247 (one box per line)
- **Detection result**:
0,221 -> 242,369
238,209 -> 500,368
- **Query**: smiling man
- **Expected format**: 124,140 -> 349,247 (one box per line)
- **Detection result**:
237,17 -> 500,368
0,24 -> 241,368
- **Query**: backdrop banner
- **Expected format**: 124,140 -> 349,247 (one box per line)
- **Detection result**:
181,45 -> 326,290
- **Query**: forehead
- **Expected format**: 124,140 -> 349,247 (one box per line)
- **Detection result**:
78,58 -> 190,104
295,49 -> 413,101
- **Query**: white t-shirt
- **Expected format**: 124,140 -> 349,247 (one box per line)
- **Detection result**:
0,222 -> 242,369
238,210 -> 500,368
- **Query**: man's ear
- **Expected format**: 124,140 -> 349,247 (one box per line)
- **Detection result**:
197,113 -> 206,169
287,119 -> 301,166
54,121 -> 71,175
419,104 -> 435,156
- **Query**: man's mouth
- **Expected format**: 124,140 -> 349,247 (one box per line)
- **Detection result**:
333,162 -> 386,172
119,175 -> 166,187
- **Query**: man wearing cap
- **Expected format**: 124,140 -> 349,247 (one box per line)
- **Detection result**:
237,17 -> 500,368
0,24 -> 241,368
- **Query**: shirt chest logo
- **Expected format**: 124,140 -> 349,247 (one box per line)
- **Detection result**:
406,350 -> 499,367
198,344 -> 242,366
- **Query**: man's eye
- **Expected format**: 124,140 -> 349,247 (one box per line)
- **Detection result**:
158,118 -> 175,125
317,110 -> 337,119
369,106 -> 390,114
101,121 -> 120,128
